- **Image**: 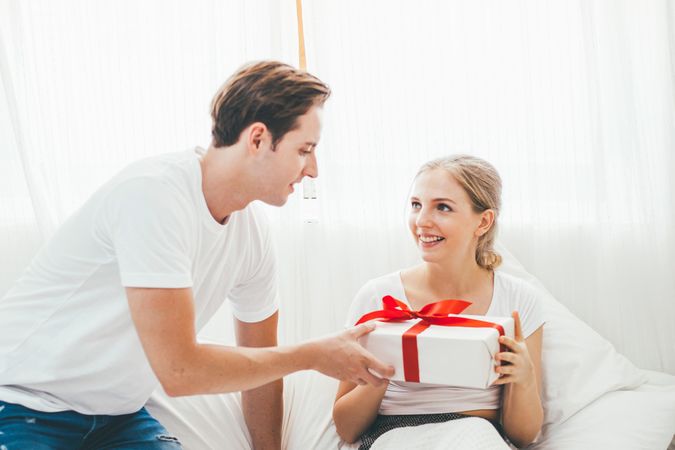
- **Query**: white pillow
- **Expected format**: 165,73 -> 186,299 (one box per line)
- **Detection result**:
495,243 -> 647,425
532,383 -> 675,449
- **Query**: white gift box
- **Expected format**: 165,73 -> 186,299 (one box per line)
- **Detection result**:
358,315 -> 515,389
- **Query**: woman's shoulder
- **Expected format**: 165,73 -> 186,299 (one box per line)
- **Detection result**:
345,270 -> 407,326
494,270 -> 543,301
354,270 -> 405,303
492,270 -> 546,336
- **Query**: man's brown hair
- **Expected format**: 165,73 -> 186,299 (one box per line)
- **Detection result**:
210,61 -> 331,148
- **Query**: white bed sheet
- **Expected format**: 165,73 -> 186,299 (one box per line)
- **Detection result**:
367,417 -> 511,450
146,369 -> 675,450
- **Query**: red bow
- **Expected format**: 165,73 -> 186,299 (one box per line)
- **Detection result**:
356,295 -> 506,382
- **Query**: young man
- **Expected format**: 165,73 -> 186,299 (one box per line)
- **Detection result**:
0,61 -> 393,449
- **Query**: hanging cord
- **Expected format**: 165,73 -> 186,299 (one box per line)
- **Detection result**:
296,0 -> 319,220
296,0 -> 307,70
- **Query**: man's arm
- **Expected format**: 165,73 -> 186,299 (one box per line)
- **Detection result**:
235,312 -> 282,450
125,287 -> 393,396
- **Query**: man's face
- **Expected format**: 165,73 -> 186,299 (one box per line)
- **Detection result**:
258,105 -> 323,206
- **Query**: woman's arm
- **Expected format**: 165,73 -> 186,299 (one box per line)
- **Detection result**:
493,312 -> 544,448
333,379 -> 389,443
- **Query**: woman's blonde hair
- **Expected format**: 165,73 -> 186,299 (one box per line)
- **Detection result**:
417,155 -> 502,271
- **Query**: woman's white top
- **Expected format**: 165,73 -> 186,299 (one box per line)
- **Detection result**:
345,270 -> 545,415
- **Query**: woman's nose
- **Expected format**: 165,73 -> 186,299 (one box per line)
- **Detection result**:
415,208 -> 432,227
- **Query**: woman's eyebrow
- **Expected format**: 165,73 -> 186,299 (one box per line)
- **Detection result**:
433,198 -> 456,204
410,196 -> 456,204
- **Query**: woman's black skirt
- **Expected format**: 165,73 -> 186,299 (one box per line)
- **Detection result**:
358,412 -> 472,450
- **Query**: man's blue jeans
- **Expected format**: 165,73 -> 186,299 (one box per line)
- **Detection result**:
0,400 -> 182,449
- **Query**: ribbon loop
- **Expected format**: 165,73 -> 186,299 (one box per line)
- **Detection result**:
356,295 -> 472,325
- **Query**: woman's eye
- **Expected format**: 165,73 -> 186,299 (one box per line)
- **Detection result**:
437,203 -> 452,212
411,201 -> 421,209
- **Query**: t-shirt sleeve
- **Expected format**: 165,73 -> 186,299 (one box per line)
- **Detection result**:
516,281 -> 546,338
103,178 -> 194,288
344,280 -> 381,328
227,211 -> 279,323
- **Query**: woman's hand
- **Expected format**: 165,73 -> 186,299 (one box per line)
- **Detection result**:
492,311 -> 536,387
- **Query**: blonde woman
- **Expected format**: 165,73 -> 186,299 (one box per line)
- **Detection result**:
333,155 -> 545,449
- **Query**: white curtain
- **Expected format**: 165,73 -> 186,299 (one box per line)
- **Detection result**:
0,0 -> 298,332
278,0 -> 675,374
1,1 -> 674,375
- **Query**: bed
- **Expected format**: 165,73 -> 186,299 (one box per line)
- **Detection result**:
146,256 -> 675,449
146,369 -> 675,449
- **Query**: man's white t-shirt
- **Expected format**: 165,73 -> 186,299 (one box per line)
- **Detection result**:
345,270 -> 545,415
0,148 -> 279,415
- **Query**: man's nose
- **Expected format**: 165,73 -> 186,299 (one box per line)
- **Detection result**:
304,153 -> 318,178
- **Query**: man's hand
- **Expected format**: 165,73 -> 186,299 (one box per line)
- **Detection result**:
305,322 -> 395,386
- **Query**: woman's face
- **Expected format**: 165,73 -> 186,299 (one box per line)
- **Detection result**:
408,168 -> 485,264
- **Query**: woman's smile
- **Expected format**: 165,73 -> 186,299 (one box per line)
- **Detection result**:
418,234 -> 445,248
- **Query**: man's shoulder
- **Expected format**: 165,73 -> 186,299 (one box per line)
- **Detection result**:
118,149 -> 198,183
106,151 -> 199,202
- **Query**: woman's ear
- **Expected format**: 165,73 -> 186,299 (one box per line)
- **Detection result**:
475,209 -> 495,237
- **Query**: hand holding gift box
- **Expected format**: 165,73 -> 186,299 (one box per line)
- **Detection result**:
355,295 -> 515,389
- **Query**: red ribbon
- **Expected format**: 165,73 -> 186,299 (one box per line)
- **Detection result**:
356,295 -> 506,382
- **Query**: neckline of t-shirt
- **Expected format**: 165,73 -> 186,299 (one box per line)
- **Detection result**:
192,146 -> 231,233
393,270 -> 500,317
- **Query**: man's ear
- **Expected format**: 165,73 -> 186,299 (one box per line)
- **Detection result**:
475,209 -> 495,237
247,122 -> 268,153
